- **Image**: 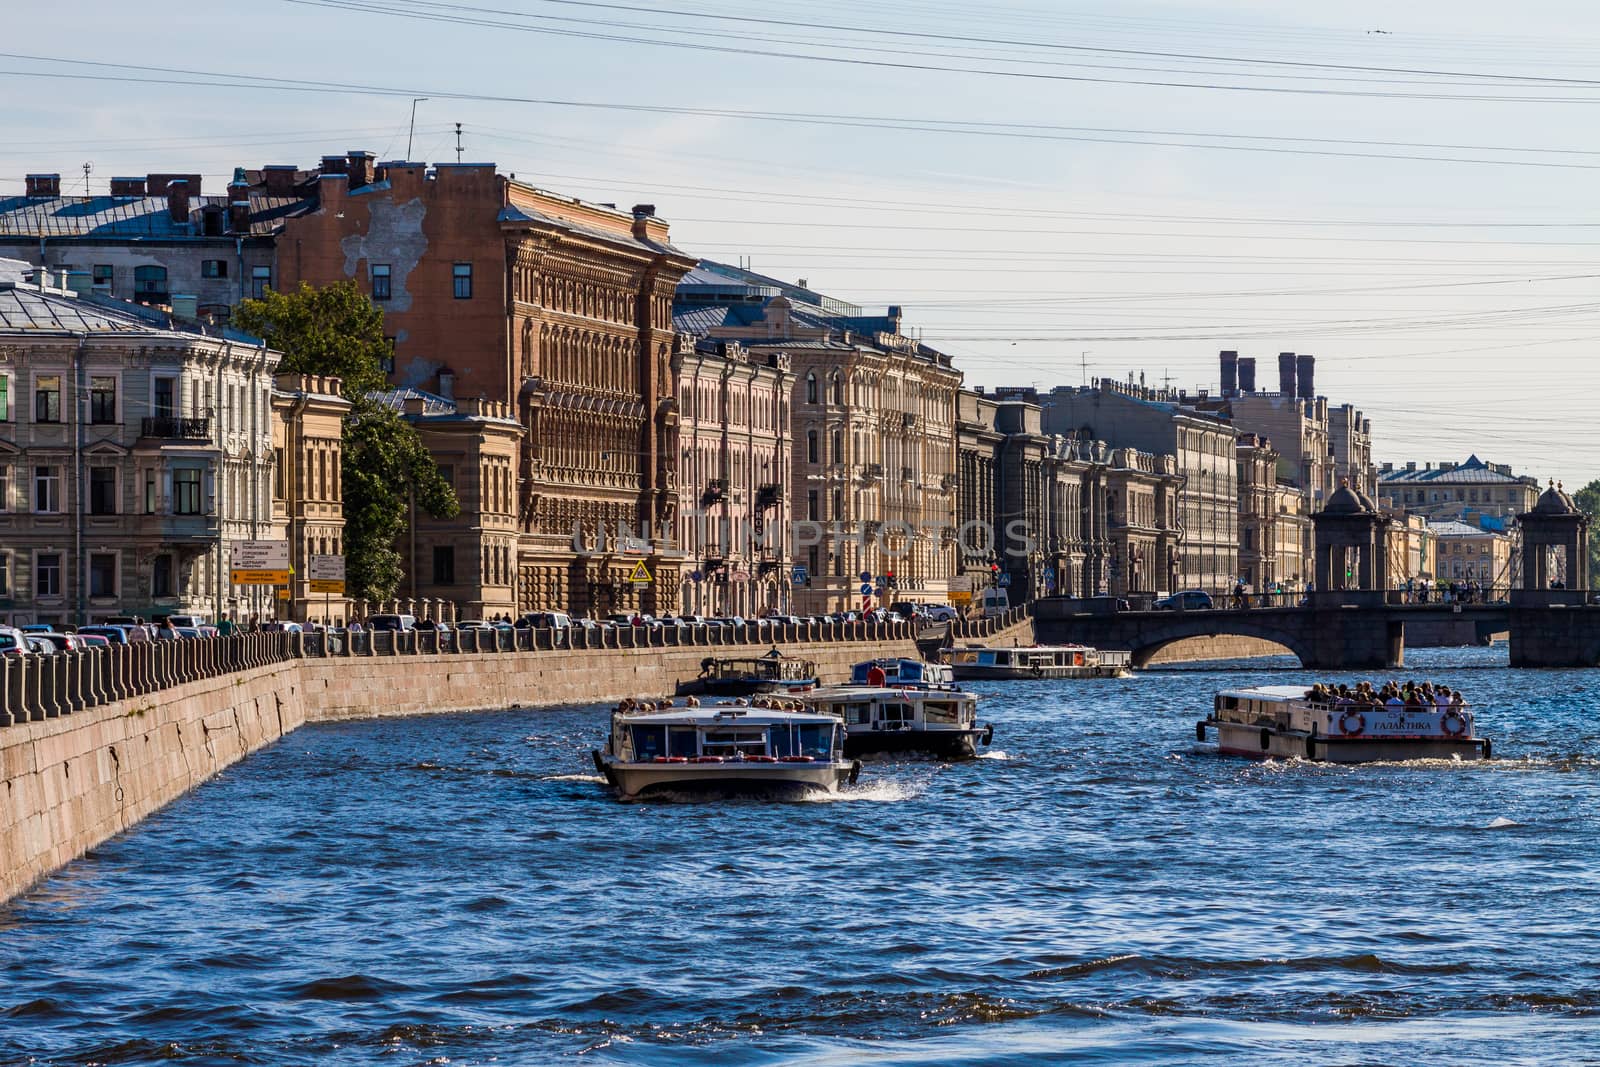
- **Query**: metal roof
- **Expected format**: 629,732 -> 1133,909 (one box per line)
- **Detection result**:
1378,455 -> 1531,486
0,193 -> 314,239
496,203 -> 688,257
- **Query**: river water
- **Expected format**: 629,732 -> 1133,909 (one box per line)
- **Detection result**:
4,647 -> 1600,1065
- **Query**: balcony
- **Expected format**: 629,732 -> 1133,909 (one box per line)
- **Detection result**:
141,417 -> 210,440
756,483 -> 783,509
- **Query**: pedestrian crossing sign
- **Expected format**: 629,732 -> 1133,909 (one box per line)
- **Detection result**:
628,560 -> 653,583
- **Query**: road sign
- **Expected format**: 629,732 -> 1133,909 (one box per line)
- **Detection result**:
997,572 -> 1012,587
309,579 -> 345,594
791,565 -> 809,585
628,560 -> 653,583
308,554 -> 345,581
949,590 -> 973,605
230,540 -> 291,585
860,583 -> 873,596
859,571 -> 872,583
689,570 -> 703,583
275,587 -> 291,601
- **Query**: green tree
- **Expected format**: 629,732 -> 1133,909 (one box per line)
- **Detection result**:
1574,479 -> 1600,589
236,281 -> 459,602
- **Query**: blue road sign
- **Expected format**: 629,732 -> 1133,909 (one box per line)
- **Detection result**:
860,583 -> 873,596
998,573 -> 1012,587
860,571 -> 872,583
791,565 -> 809,585
689,570 -> 703,582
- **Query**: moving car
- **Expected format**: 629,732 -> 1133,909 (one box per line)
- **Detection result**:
1154,590 -> 1213,611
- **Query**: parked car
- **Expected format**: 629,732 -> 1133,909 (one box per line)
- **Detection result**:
20,624 -> 54,634
516,611 -> 572,632
78,625 -> 134,645
0,626 -> 27,656
260,621 -> 304,633
1154,590 -> 1214,611
764,614 -> 802,626
173,627 -> 204,640
25,636 -> 57,655
76,634 -> 111,648
164,614 -> 210,629
30,633 -> 85,652
1086,595 -> 1132,613
366,614 -> 417,632
456,619 -> 494,630
922,604 -> 958,622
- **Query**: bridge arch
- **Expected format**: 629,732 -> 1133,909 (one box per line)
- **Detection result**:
1134,626 -> 1306,668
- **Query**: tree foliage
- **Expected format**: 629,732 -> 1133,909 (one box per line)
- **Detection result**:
1574,479 -> 1600,589
236,281 -> 460,603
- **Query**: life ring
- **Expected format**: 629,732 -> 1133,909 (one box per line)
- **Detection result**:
746,755 -> 779,763
691,755 -> 725,763
780,755 -> 816,763
1440,709 -> 1469,738
1337,710 -> 1366,737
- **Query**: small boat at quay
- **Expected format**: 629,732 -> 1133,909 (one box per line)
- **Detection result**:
1197,684 -> 1492,762
941,643 -> 1132,681
697,650 -> 820,696
593,701 -> 859,801
848,657 -> 960,690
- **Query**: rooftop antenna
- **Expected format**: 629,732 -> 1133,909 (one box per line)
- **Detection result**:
454,122 -> 463,163
1080,350 -> 1091,387
407,97 -> 429,159
81,161 -> 93,194
1162,368 -> 1175,391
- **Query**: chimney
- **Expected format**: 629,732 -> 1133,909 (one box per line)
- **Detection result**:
64,271 -> 92,296
887,305 -> 903,330
1238,357 -> 1256,393
1296,354 -> 1315,400
146,173 -> 202,196
109,176 -> 146,197
166,179 -> 191,224
229,199 -> 251,234
25,174 -> 61,197
437,368 -> 455,401
320,155 -> 349,178
262,165 -> 297,194
1277,351 -> 1296,397
346,150 -> 375,190
631,203 -> 656,241
1219,350 -> 1238,396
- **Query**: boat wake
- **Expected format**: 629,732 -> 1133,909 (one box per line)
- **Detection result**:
806,780 -> 923,803
541,774 -> 606,784
977,750 -> 1011,761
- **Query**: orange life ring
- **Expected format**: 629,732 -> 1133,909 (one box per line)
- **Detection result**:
746,755 -> 779,763
691,755 -> 725,763
1337,710 -> 1366,737
1440,709 -> 1469,738
780,755 -> 816,763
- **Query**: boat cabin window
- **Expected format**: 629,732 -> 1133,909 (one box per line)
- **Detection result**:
924,701 -> 959,724
668,727 -> 699,758
703,729 -> 769,757
768,725 -> 795,758
845,702 -> 871,725
879,703 -> 914,725
630,725 -> 667,760
797,724 -> 835,758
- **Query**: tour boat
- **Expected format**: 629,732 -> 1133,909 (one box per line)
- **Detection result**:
1196,685 -> 1492,762
697,651 -> 820,696
805,663 -> 991,758
593,703 -> 859,801
941,643 -> 1132,680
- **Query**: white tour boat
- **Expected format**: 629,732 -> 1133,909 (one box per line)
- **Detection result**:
1196,685 -> 1492,762
801,659 -> 992,758
942,643 -> 1132,680
593,703 -> 859,801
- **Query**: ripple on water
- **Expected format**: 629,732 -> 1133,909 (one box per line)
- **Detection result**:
3,648 -> 1600,1065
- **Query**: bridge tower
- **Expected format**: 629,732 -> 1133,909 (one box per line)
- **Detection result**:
1311,481 -> 1391,606
1516,482 -> 1590,605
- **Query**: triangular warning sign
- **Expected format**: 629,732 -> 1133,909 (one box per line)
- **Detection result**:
628,560 -> 653,583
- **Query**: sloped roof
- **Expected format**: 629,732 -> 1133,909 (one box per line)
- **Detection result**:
0,193 -> 313,239
1378,454 -> 1531,485
0,280 -> 185,334
1429,519 -> 1497,537
497,203 -> 688,257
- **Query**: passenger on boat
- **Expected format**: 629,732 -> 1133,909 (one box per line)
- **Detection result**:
867,664 -> 887,687
685,696 -> 701,707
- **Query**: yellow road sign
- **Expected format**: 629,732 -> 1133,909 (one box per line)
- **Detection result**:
308,579 -> 346,594
275,588 -> 291,601
232,568 -> 292,586
628,560 -> 653,583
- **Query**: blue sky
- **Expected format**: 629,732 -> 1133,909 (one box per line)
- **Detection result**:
5,0 -> 1598,484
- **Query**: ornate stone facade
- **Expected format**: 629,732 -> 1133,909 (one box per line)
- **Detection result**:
269,374 -> 351,624
0,268 -> 281,625
674,339 -> 793,616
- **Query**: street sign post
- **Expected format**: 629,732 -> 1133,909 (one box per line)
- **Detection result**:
628,560 -> 653,583
791,565 -> 809,586
308,555 -> 345,622
230,541 -> 291,586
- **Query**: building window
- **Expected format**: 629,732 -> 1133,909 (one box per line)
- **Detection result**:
34,374 -> 62,423
452,263 -> 473,299
36,553 -> 61,598
33,466 -> 60,513
92,264 -> 113,289
371,263 -> 392,300
0,465 -> 7,511
90,375 -> 117,424
0,553 -> 8,597
273,447 -> 286,500
144,472 -> 156,514
382,336 -> 396,373
89,553 -> 117,599
832,430 -> 842,463
133,265 -> 168,302
807,489 -> 819,522
805,372 -> 817,404
0,373 -> 9,421
153,377 -> 176,419
251,266 -> 272,299
201,259 -> 228,279
433,545 -> 455,584
90,467 -> 117,515
807,430 -> 818,464
437,464 -> 454,491
173,468 -> 202,515
152,554 -> 173,598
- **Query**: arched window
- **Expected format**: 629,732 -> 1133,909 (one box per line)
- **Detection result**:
133,265 -> 168,303
830,373 -> 843,406
806,430 -> 819,464
832,429 -> 843,463
805,372 -> 817,404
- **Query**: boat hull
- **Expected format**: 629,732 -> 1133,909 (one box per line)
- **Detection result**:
594,753 -> 857,801
950,665 -> 1127,681
844,725 -> 993,760
1202,719 -> 1489,763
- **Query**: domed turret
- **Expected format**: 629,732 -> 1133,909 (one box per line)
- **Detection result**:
1533,480 -> 1578,516
1322,482 -> 1367,515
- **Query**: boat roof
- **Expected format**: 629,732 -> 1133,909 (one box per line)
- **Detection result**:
952,643 -> 1093,651
1218,685 -> 1312,701
806,685 -> 972,699
617,707 -> 838,726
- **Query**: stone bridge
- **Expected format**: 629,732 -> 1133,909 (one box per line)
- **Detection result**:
1029,599 -> 1600,669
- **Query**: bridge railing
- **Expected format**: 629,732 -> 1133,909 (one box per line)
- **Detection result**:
0,615 -> 928,729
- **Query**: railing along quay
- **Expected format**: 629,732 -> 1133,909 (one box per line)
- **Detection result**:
0,608 -> 1033,728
